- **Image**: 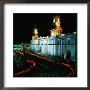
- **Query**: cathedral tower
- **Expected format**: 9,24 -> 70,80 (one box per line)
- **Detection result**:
53,16 -> 62,36
32,25 -> 39,40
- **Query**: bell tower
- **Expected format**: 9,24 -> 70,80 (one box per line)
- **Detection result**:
53,16 -> 62,36
33,25 -> 39,40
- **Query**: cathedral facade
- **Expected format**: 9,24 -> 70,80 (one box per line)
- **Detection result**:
30,16 -> 77,61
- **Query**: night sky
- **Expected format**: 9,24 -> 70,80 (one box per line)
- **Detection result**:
13,13 -> 77,44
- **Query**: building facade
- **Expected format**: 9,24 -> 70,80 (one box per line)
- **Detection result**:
30,16 -> 77,61
13,16 -> 77,61
30,33 -> 76,60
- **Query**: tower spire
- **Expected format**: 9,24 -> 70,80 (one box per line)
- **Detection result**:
33,25 -> 39,40
53,16 -> 62,36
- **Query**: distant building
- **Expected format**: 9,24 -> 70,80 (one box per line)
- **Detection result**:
13,16 -> 77,61
30,16 -> 77,61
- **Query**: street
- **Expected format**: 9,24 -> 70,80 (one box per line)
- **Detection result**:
13,50 -> 76,77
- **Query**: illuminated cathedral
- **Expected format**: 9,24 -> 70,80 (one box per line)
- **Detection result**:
30,16 -> 77,61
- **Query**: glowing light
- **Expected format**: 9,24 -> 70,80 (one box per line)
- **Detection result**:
73,32 -> 76,34
53,17 -> 55,23
43,36 -> 46,39
52,16 -> 63,36
35,40 -> 38,44
47,36 -> 48,38
33,26 -> 39,40
51,30 -> 54,36
34,28 -> 38,35
61,34 -> 65,36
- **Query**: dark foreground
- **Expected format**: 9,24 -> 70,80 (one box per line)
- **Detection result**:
13,50 -> 77,77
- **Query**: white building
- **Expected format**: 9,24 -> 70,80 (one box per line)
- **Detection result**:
30,32 -> 77,61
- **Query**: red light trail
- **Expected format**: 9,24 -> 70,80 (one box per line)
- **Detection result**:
14,50 -> 75,77
14,59 -> 36,77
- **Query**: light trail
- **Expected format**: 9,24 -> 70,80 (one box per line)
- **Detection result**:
14,59 -> 36,77
14,50 -> 75,77
58,62 -> 74,77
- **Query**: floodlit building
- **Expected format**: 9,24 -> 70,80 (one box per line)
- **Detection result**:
30,16 -> 77,61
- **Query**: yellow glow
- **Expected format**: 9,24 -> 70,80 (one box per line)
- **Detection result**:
34,29 -> 38,35
52,16 -> 62,36
73,32 -> 76,34
33,27 -> 39,40
55,17 -> 60,27
53,17 -> 55,23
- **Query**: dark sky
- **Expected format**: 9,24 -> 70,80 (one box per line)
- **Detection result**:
13,13 -> 77,44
